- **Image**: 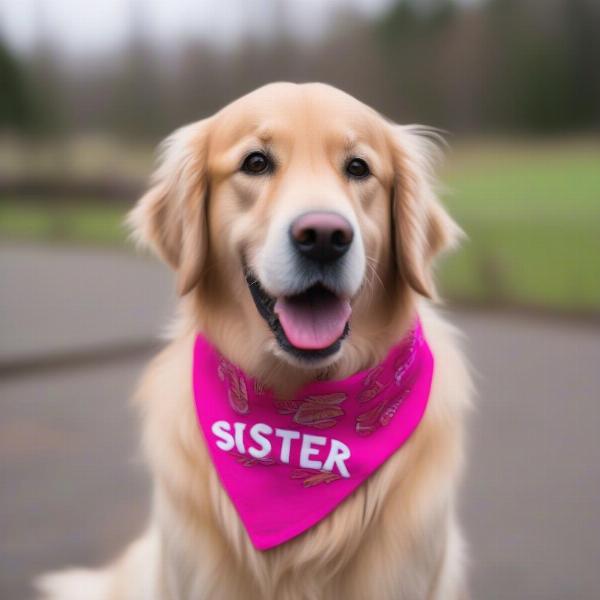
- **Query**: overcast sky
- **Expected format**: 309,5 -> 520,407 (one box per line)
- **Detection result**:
0,0 -> 395,57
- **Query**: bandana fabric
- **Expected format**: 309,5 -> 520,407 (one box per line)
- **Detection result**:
192,320 -> 434,550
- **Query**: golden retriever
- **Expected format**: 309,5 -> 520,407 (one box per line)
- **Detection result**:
37,82 -> 472,600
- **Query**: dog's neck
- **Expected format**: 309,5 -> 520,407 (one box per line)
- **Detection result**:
186,283 -> 417,399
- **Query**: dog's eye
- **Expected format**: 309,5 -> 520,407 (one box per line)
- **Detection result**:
345,157 -> 370,179
241,151 -> 272,175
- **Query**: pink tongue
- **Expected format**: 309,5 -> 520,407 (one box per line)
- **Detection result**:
274,293 -> 351,350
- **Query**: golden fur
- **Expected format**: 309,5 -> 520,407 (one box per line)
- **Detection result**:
37,83 -> 472,600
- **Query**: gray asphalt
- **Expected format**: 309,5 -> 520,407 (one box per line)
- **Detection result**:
1,244 -> 599,600
0,243 -> 174,365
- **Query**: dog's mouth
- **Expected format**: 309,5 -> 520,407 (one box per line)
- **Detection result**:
245,272 -> 351,361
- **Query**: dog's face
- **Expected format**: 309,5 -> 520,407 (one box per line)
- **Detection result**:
130,83 -> 459,369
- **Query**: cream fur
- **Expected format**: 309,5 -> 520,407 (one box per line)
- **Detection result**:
36,83 -> 472,600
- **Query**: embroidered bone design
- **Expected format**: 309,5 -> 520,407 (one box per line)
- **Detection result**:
275,392 -> 346,429
211,420 -> 351,478
217,359 -> 249,414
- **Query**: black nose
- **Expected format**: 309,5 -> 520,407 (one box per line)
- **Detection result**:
290,212 -> 354,263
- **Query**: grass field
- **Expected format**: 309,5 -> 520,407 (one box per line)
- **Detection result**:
0,201 -> 126,245
438,139 -> 600,311
1,138 -> 599,312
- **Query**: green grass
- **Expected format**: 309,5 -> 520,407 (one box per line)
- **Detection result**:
438,139 -> 600,311
1,139 -> 599,312
0,201 -> 127,245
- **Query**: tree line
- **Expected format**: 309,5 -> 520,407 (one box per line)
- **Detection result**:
1,0 -> 599,140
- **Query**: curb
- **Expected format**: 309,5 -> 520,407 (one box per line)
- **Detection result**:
0,339 -> 161,381
1,305 -> 598,381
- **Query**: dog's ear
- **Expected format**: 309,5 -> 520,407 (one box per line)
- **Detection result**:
127,120 -> 211,296
389,125 -> 462,300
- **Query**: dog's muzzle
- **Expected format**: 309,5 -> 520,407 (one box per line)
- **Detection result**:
245,210 -> 365,362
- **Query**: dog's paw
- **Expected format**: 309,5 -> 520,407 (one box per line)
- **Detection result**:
34,568 -> 111,600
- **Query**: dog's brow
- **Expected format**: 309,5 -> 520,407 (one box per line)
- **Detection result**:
344,133 -> 358,149
255,126 -> 274,144
342,133 -> 365,155
343,135 -> 377,162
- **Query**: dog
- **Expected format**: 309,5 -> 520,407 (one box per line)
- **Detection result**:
37,82 -> 472,600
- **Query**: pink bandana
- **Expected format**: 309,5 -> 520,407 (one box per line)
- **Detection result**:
192,320 -> 434,550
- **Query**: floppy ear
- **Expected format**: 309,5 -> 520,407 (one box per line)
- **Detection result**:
127,120 -> 211,296
389,125 -> 463,300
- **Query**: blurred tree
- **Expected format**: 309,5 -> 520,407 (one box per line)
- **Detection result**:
376,0 -> 600,132
109,0 -> 167,139
375,0 -> 473,127
5,0 -> 599,138
562,0 -> 600,129
27,0 -> 66,136
0,39 -> 37,133
482,0 -> 592,132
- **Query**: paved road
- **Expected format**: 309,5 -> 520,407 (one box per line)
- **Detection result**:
0,243 -> 174,365
1,244 -> 599,599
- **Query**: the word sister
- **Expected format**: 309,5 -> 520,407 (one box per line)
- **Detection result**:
211,420 -> 351,478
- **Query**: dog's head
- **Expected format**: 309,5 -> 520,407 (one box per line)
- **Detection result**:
129,83 -> 460,369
